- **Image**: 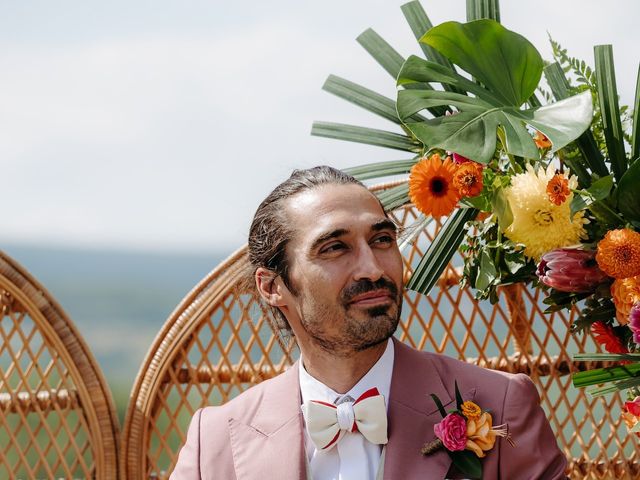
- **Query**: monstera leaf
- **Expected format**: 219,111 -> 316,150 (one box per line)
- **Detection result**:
396,20 -> 593,163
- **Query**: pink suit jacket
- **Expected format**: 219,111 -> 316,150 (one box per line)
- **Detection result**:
171,339 -> 568,479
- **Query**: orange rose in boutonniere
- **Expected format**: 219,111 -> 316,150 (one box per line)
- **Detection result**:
421,382 -> 512,479
465,411 -> 509,458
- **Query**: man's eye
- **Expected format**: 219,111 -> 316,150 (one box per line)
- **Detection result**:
321,242 -> 345,253
373,234 -> 394,245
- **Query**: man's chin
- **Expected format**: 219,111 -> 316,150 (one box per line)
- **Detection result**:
363,304 -> 395,317
353,333 -> 394,352
349,312 -> 399,352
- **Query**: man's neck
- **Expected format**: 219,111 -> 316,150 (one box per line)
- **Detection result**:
299,340 -> 389,394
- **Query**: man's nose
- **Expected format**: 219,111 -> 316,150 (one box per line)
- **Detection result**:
353,244 -> 384,282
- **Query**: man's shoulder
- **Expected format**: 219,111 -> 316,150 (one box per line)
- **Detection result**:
398,340 -> 516,383
426,350 -> 515,383
396,340 -> 532,402
199,363 -> 298,425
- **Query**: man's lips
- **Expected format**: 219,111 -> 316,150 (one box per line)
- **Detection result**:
347,289 -> 394,306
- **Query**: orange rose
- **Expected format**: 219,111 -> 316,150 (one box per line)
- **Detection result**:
465,411 -> 508,458
611,275 -> 640,325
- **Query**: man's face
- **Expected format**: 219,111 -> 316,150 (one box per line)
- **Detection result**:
279,183 -> 404,356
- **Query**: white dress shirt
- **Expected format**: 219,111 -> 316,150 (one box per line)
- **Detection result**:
299,339 -> 394,480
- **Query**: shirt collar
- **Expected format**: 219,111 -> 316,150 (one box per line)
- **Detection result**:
299,338 -> 394,407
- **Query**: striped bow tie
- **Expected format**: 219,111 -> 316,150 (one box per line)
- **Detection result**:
301,387 -> 388,450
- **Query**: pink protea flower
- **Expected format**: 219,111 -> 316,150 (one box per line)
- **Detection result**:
434,413 -> 467,451
629,302 -> 640,345
537,248 -> 609,293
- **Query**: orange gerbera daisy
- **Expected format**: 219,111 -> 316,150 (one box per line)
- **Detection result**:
546,173 -> 571,206
534,130 -> 552,149
596,229 -> 640,279
591,321 -> 628,354
453,162 -> 484,198
611,275 -> 640,324
409,154 -> 461,218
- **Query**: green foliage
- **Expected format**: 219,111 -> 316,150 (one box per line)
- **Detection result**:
542,288 -> 590,314
573,357 -> 640,395
311,5 -> 597,298
430,393 -> 448,418
568,294 -> 616,333
407,208 -> 478,295
614,156 -> 640,223
310,122 -> 421,152
569,174 -> 613,217
460,219 -> 534,303
548,36 -> 634,165
422,20 -> 542,106
343,158 -> 417,181
549,36 -> 596,88
595,45 -> 628,181
449,450 -> 482,479
396,21 -> 593,163
466,0 -> 500,22
376,183 -> 410,211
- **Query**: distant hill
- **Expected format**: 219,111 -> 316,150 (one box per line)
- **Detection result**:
1,244 -> 229,413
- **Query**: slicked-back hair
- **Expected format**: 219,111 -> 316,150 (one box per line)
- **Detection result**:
247,166 -> 366,336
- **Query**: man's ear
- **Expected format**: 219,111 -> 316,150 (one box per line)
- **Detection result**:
255,267 -> 289,307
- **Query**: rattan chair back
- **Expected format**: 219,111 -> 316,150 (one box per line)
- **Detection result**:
0,251 -> 119,479
122,187 -> 639,480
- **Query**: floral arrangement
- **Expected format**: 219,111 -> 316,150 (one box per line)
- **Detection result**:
311,0 -> 640,435
622,396 -> 640,436
421,382 -> 510,479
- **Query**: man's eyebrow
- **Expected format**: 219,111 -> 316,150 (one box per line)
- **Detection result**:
309,220 -> 398,253
371,219 -> 398,233
309,228 -> 350,252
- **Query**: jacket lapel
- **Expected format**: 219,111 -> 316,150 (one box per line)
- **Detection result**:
228,362 -> 306,480
384,339 -> 456,480
226,341 -> 477,480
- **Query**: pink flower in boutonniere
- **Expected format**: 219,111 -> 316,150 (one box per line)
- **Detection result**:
434,413 -> 467,451
422,382 -> 513,479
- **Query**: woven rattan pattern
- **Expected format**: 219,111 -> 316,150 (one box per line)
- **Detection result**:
122,193 -> 640,479
0,252 -> 119,479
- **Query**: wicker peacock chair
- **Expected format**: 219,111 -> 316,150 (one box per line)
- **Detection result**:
121,184 -> 639,480
0,251 -> 120,479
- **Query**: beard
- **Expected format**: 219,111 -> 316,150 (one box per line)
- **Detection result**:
298,277 -> 402,357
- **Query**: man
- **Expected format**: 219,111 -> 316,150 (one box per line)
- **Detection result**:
171,166 -> 567,479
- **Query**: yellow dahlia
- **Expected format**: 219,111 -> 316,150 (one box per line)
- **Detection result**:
504,164 -> 587,260
596,228 -> 640,279
611,275 -> 640,325
409,154 -> 461,218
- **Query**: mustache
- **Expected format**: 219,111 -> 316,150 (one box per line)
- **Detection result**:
340,278 -> 400,304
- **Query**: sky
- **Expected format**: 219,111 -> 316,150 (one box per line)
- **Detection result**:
1,0 -> 638,255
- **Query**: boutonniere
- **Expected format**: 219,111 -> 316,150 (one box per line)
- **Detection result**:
421,382 -> 513,479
